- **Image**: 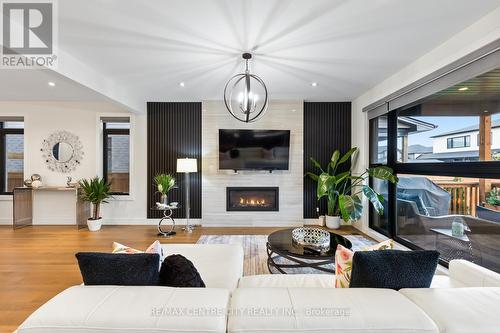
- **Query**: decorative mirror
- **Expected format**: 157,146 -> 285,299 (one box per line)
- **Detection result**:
41,131 -> 84,173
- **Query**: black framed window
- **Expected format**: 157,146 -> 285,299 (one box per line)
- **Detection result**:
102,119 -> 130,195
369,67 -> 500,273
447,136 -> 470,149
0,120 -> 24,194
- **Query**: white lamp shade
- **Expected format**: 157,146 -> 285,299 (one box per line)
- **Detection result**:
177,158 -> 197,173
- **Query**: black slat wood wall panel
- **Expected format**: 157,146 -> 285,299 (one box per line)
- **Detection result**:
147,102 -> 202,219
303,102 -> 352,218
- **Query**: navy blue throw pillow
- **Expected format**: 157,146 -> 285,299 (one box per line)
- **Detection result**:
349,250 -> 439,290
159,254 -> 205,287
75,252 -> 160,286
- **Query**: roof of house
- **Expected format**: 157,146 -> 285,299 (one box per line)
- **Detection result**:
430,119 -> 500,138
417,149 -> 500,160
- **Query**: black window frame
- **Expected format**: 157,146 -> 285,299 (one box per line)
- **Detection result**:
103,122 -> 130,195
447,135 -> 470,149
369,110 -> 500,267
0,121 -> 24,195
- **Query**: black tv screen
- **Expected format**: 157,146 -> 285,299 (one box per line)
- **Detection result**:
219,129 -> 290,170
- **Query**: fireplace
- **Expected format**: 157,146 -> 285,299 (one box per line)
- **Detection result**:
226,187 -> 279,211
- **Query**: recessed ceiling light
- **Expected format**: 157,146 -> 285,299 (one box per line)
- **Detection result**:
458,87 -> 468,91
179,82 -> 185,87
311,82 -> 318,87
484,110 -> 489,113
291,109 -> 296,112
48,81 -> 55,87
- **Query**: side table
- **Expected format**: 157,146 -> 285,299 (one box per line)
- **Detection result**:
151,206 -> 179,237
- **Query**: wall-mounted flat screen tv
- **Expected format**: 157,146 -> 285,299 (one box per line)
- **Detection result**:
219,129 -> 291,171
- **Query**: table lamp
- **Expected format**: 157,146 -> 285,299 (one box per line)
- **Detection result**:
176,158 -> 197,232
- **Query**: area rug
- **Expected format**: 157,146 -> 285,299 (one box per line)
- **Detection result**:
196,234 -> 375,276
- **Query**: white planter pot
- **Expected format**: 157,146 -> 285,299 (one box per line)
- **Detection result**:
325,215 -> 341,229
87,218 -> 102,232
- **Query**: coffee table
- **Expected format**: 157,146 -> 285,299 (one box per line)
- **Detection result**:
266,228 -> 352,274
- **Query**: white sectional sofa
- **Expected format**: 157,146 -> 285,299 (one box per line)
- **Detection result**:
16,244 -> 500,333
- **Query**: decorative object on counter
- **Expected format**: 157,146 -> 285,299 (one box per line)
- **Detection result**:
292,227 -> 330,251
41,130 -> 84,173
306,147 -> 398,229
78,177 -> 112,232
177,158 -> 198,233
66,176 -> 73,187
29,174 -> 43,188
154,173 -> 176,206
23,178 -> 32,187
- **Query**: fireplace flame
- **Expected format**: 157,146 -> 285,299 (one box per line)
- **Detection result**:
238,197 -> 267,206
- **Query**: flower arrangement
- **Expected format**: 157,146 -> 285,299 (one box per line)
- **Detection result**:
154,173 -> 176,205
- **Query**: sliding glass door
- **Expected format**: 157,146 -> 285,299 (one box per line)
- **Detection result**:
369,67 -> 500,272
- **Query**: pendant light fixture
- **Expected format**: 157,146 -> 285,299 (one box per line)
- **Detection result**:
224,53 -> 268,123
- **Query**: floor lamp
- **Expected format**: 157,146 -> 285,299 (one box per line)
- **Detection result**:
177,158 -> 197,233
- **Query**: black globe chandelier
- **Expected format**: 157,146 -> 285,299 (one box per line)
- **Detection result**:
224,53 -> 268,123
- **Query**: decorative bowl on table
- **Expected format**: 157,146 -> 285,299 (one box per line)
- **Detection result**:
291,227 -> 330,251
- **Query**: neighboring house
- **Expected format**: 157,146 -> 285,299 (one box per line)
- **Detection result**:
417,120 -> 500,162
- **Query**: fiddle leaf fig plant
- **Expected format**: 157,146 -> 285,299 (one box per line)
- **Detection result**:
306,147 -> 398,222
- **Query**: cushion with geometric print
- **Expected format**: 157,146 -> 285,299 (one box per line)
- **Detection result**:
158,254 -> 206,288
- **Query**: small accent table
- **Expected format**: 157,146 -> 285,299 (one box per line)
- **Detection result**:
430,228 -> 473,262
151,206 -> 179,237
266,228 -> 352,274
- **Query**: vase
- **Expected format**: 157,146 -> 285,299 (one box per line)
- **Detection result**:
161,194 -> 168,206
87,218 -> 102,232
325,215 -> 341,229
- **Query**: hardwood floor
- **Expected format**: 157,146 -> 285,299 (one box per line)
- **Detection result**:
0,225 -> 361,333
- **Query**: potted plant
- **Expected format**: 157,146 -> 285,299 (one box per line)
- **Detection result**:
486,188 -> 500,211
306,147 -> 398,229
154,173 -> 176,205
78,177 -> 112,231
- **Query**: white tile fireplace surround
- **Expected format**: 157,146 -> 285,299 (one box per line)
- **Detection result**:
202,100 -> 303,227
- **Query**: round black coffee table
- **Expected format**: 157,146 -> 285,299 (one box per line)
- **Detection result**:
266,228 -> 352,274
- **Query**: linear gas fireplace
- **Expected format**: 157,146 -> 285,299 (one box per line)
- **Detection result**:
226,187 -> 279,212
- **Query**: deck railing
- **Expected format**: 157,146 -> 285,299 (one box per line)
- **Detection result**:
435,181 -> 500,216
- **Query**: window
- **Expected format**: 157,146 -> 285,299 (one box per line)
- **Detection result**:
447,136 -> 470,149
102,118 -> 130,195
369,67 -> 500,273
0,120 -> 24,194
369,115 -> 388,164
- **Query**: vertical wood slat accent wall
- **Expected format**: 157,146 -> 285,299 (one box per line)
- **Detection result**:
303,102 -> 352,218
147,102 -> 202,219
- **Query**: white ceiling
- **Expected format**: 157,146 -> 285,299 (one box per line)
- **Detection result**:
1,0 -> 500,111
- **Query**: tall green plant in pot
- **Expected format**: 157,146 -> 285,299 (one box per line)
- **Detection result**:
79,177 -> 112,231
306,147 -> 398,229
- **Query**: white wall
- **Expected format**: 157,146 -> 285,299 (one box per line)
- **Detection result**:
351,7 -> 500,238
0,101 -> 148,225
201,100 -> 304,226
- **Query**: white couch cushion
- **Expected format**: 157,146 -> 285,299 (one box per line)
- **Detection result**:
238,274 -> 334,288
429,275 -> 466,288
228,288 -> 438,333
18,285 -> 230,333
400,287 -> 500,333
448,260 -> 500,287
162,244 -> 243,290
